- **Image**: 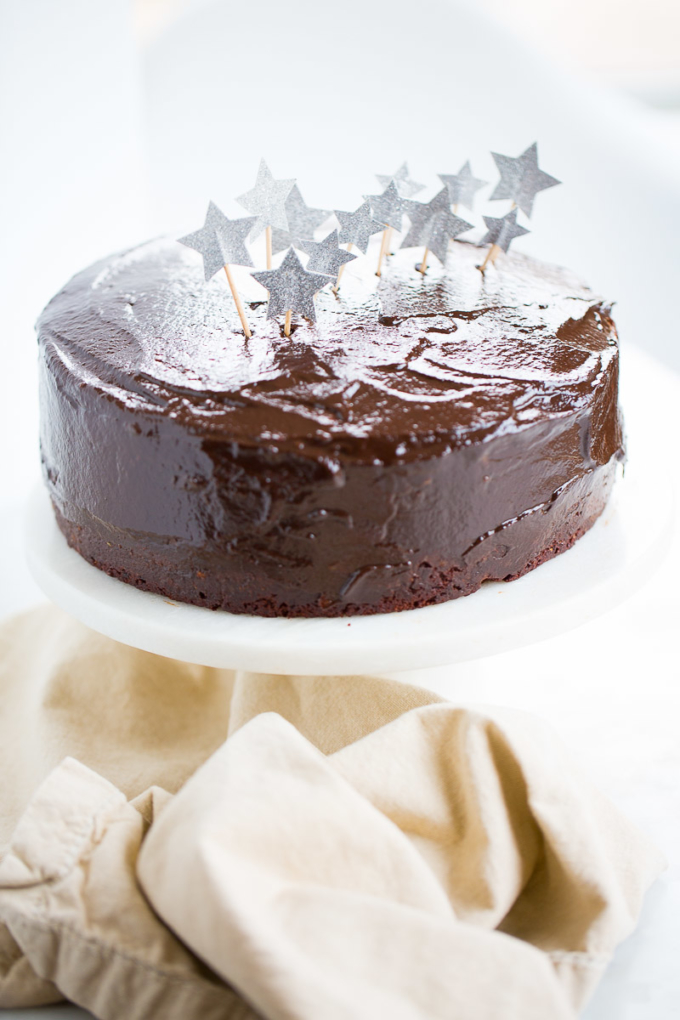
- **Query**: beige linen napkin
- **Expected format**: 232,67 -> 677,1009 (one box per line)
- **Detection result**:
0,605 -> 666,1018
0,756 -> 254,1017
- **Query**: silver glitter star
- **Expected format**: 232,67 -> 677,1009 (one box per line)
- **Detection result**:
252,247 -> 329,323
236,159 -> 296,239
489,142 -> 560,218
334,201 -> 385,254
480,208 -> 530,253
363,180 -> 408,232
375,162 -> 425,199
438,161 -> 488,211
285,184 -> 332,238
270,228 -> 309,255
178,201 -> 256,279
300,230 -> 358,278
401,189 -> 473,264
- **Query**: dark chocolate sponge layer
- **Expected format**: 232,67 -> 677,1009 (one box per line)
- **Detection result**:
37,239 -> 624,617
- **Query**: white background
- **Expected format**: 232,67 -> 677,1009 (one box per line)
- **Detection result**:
0,1 -> 679,1017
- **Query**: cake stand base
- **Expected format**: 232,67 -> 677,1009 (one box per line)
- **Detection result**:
25,441 -> 672,676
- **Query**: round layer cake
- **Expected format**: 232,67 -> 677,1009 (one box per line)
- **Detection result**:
37,238 -> 623,617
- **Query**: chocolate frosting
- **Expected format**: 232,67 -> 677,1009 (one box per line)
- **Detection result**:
38,238 -> 619,465
38,239 -> 624,616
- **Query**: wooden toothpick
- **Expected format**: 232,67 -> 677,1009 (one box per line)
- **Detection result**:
223,264 -> 252,338
480,243 -> 502,272
419,248 -> 429,276
333,243 -> 353,294
266,225 -> 273,270
284,309 -> 292,337
177,202 -> 259,335
376,227 -> 392,277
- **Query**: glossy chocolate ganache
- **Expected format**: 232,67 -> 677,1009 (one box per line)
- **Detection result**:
38,238 -> 623,616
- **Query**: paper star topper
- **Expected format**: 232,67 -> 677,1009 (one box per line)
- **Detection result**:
285,184 -> 332,239
178,201 -> 256,279
489,142 -> 560,218
301,230 -> 358,278
252,247 -> 329,324
402,189 -> 473,264
270,228 -> 309,255
364,180 -> 408,232
375,162 -> 425,199
334,201 -> 385,254
481,208 -> 530,253
236,159 -> 296,238
438,161 -> 488,211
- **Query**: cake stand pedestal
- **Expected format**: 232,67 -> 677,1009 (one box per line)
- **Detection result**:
25,433 -> 672,677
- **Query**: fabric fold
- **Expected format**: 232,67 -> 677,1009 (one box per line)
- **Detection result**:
0,606 -> 442,845
138,710 -> 664,1019
0,607 -> 667,1019
0,920 -> 62,1009
138,713 -> 575,1020
0,758 -> 258,1018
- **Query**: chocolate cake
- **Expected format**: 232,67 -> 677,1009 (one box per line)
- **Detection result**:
37,238 -> 623,617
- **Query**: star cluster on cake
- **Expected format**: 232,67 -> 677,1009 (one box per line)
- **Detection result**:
177,144 -> 560,335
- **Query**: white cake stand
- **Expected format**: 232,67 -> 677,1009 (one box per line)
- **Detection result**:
25,427 -> 672,675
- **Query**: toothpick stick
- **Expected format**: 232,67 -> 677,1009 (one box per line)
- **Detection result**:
333,243 -> 353,294
376,229 -> 387,276
376,227 -> 392,277
284,309 -> 292,337
266,225 -> 273,270
223,264 -> 252,338
419,248 -> 429,276
453,204 -> 459,214
480,243 -> 502,272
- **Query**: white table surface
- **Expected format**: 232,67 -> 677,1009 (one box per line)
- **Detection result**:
1,346 -> 678,1018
